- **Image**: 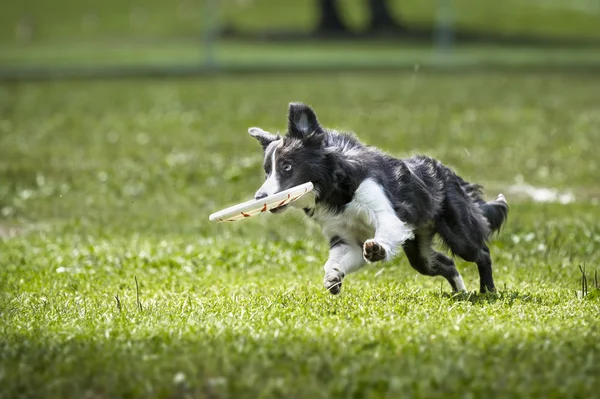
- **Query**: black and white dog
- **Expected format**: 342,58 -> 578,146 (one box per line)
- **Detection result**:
248,102 -> 508,295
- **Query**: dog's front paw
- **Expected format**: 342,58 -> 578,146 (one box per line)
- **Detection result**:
324,273 -> 343,295
363,239 -> 387,263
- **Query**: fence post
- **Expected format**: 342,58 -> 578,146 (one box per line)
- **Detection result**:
203,0 -> 219,72
434,0 -> 455,52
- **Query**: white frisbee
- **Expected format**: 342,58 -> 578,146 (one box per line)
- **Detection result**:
209,182 -> 314,223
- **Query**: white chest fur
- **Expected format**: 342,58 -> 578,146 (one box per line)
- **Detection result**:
313,201 -> 375,244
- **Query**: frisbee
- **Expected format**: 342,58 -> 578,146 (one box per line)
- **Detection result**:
209,182 -> 314,223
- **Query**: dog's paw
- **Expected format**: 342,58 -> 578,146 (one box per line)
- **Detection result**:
324,273 -> 343,295
363,239 -> 387,263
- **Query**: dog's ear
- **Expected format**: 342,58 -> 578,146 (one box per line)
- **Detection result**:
287,102 -> 324,145
248,127 -> 279,151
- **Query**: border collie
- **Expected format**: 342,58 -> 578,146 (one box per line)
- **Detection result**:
248,102 -> 508,295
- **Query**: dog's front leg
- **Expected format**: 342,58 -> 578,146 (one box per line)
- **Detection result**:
363,215 -> 414,263
353,180 -> 415,263
323,239 -> 365,295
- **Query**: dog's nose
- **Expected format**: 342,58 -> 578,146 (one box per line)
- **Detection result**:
255,192 -> 268,200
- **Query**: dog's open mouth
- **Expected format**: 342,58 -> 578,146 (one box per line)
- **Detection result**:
270,204 -> 288,213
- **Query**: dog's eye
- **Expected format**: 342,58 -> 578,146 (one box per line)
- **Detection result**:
282,164 -> 292,173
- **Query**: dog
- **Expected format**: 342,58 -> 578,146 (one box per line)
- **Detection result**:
247,102 -> 508,295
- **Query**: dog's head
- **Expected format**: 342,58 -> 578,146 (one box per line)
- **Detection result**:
248,102 -> 329,213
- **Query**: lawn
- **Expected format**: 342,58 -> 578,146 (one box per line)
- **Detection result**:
1,71 -> 599,398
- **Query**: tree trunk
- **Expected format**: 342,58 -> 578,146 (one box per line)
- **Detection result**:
367,0 -> 407,32
316,0 -> 349,33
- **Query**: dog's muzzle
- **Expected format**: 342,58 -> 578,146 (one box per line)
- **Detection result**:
255,191 -> 268,200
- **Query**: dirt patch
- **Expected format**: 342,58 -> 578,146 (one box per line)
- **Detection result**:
484,181 -> 600,205
506,183 -> 575,204
0,222 -> 28,238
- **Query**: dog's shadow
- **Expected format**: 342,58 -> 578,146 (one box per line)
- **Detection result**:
436,289 -> 542,306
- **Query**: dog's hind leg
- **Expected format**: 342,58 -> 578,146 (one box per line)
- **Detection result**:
323,236 -> 365,295
436,219 -> 496,293
434,183 -> 499,293
452,243 -> 494,293
474,245 -> 494,294
402,228 -> 466,292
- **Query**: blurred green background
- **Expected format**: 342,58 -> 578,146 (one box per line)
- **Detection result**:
2,0 -> 600,73
2,0 -> 600,42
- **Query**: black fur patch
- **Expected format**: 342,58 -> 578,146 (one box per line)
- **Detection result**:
329,235 -> 345,249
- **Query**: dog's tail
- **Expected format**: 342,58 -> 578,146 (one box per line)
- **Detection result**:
480,193 -> 509,233
459,180 -> 509,233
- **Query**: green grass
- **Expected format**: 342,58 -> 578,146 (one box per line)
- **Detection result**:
1,71 -> 600,398
4,41 -> 600,71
